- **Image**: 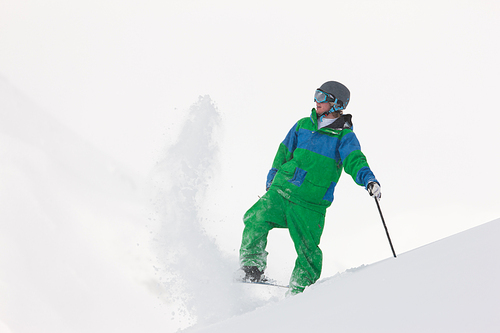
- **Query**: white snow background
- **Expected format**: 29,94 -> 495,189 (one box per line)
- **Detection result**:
2,78 -> 500,333
1,0 -> 500,332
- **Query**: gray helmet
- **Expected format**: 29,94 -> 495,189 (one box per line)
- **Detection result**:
317,81 -> 350,109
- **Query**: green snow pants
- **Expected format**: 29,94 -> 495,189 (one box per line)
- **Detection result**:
239,189 -> 326,293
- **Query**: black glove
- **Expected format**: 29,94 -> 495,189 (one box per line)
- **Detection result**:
367,182 -> 381,199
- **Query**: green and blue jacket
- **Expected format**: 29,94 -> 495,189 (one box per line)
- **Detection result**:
266,109 -> 378,212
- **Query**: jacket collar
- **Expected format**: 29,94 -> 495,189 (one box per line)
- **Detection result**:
324,114 -> 353,130
310,109 -> 353,130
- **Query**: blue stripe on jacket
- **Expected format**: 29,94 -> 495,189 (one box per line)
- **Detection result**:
356,166 -> 379,188
284,127 -> 363,164
266,168 -> 278,190
296,128 -> 341,161
282,123 -> 298,153
339,132 -> 361,163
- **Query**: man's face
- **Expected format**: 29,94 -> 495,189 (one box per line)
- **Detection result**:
315,102 -> 331,115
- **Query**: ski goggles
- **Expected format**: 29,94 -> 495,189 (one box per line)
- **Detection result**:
314,89 -> 346,106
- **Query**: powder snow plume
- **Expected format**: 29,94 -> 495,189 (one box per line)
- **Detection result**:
151,96 -> 247,329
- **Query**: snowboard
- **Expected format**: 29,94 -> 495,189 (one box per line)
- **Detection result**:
238,280 -> 289,288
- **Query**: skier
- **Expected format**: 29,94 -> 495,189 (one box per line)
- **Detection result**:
237,81 -> 381,295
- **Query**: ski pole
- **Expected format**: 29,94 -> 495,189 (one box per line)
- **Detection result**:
374,197 -> 397,258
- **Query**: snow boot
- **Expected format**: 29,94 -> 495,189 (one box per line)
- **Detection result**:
236,266 -> 268,283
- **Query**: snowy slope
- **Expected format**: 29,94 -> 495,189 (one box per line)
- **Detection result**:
190,218 -> 500,333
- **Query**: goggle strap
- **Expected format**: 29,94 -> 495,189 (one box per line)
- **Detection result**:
315,90 -> 348,111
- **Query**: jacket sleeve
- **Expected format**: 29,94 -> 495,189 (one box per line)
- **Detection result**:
339,131 -> 379,188
266,122 -> 298,189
